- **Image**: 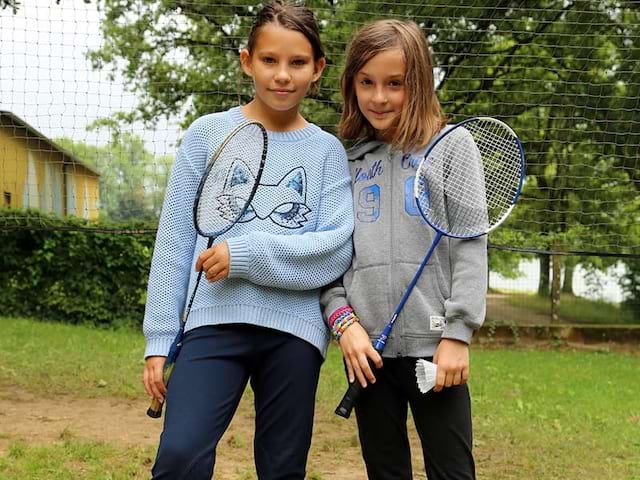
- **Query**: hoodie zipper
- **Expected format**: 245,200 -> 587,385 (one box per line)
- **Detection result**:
388,146 -> 400,356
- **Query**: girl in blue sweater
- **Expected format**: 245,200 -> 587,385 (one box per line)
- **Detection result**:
142,2 -> 353,478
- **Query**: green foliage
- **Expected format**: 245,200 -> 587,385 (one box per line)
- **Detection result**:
0,0 -> 19,13
621,258 -> 640,314
87,0 -> 640,296
0,210 -> 155,327
56,134 -> 174,222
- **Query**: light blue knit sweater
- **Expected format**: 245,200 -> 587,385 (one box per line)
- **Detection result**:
143,107 -> 354,358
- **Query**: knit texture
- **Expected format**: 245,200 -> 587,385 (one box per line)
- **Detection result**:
143,107 -> 354,358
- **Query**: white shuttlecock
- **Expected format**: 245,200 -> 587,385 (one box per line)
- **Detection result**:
415,359 -> 438,394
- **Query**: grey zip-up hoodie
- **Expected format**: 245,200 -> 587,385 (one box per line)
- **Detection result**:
320,138 -> 487,358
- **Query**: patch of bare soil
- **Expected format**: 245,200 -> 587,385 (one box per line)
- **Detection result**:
0,386 -> 405,479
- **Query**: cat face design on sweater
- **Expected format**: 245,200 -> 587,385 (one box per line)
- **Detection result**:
217,159 -> 311,229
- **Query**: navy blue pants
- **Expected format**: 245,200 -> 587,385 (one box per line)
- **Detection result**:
152,324 -> 322,480
354,357 -> 475,480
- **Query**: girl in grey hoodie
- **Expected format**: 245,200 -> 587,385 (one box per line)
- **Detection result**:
321,19 -> 486,480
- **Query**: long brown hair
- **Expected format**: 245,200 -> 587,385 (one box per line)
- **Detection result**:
339,20 -> 447,152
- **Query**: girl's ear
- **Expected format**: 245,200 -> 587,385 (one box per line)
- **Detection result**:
240,49 -> 253,77
312,57 -> 327,83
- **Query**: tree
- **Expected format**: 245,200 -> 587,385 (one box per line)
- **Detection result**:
1,0 -> 19,14
81,0 -> 640,290
57,134 -> 173,221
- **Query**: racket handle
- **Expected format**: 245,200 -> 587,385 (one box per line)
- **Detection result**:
335,380 -> 365,419
147,398 -> 164,419
145,361 -> 175,419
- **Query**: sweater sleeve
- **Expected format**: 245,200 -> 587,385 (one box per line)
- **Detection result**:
442,235 -> 488,344
225,143 -> 354,291
142,131 -> 202,358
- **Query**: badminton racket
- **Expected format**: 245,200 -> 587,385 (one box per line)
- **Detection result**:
147,120 -> 267,418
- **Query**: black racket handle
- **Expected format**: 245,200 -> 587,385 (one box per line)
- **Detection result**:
146,361 -> 175,419
147,398 -> 164,419
335,380 -> 365,419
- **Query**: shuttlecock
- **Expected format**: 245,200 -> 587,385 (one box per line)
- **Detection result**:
415,359 -> 438,393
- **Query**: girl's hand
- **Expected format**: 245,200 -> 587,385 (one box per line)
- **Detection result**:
339,322 -> 383,388
143,356 -> 167,402
432,338 -> 469,392
195,241 -> 230,282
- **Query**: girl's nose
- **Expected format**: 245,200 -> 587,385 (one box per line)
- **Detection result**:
372,87 -> 388,104
274,66 -> 292,83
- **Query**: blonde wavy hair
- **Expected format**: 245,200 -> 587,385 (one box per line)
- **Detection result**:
339,19 -> 447,152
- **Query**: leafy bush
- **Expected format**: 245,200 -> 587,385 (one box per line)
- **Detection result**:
0,209 -> 156,327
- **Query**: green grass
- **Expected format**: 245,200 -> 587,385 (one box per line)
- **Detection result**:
501,291 -> 637,324
0,317 -> 143,398
471,349 -> 640,478
1,317 -> 639,479
0,436 -> 154,480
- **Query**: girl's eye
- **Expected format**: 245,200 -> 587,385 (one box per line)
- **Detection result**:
360,79 -> 373,86
262,57 -> 276,64
390,80 -> 404,87
292,59 -> 306,66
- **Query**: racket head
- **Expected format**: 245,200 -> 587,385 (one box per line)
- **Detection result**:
193,120 -> 267,238
414,117 -> 525,239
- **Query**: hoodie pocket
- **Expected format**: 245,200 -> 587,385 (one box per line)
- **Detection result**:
345,265 -> 392,339
393,262 -> 447,337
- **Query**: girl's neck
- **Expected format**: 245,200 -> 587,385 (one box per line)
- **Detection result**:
242,99 -> 308,132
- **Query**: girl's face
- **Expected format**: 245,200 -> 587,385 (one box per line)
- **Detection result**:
241,24 -> 325,115
354,48 -> 406,141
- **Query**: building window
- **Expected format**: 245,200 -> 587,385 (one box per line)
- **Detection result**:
3,192 -> 11,207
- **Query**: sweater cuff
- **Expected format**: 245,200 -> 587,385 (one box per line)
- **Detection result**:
226,236 -> 252,279
442,320 -> 475,345
144,336 -> 174,359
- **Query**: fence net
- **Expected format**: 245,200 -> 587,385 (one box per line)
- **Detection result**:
1,0 -> 639,316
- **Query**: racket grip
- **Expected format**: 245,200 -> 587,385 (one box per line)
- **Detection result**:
335,380 -> 365,419
147,398 -> 164,419
146,361 -> 175,419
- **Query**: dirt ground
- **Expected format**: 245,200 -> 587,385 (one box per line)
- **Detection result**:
1,295 -> 634,479
0,386 -> 393,479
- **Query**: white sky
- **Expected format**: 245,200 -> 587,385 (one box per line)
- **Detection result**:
0,0 -> 180,156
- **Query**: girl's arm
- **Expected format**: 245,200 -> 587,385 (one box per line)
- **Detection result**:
225,146 -> 354,290
441,235 -> 488,345
431,236 -> 486,391
142,135 -> 201,358
321,277 -> 382,387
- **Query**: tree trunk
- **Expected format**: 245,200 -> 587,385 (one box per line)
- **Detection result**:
538,254 -> 550,296
551,254 -> 562,323
562,258 -> 577,294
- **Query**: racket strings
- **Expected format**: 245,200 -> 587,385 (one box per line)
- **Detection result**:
196,123 -> 266,237
416,120 -> 523,238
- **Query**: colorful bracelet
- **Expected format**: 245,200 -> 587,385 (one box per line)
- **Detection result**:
329,307 -> 360,341
328,305 -> 352,329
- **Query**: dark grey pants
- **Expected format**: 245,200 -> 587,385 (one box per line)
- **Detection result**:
152,324 -> 322,480
354,357 -> 475,480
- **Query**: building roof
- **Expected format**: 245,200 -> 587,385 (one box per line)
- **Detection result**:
0,110 -> 100,177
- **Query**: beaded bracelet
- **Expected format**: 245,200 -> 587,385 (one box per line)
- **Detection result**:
329,306 -> 360,341
328,305 -> 351,329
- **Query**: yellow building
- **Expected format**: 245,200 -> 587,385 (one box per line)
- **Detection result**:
0,111 -> 100,220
